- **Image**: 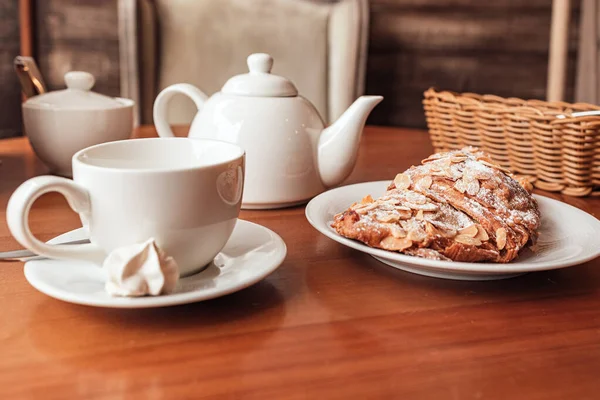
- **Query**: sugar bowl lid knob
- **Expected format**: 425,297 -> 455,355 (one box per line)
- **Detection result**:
23,70 -> 126,110
64,71 -> 95,91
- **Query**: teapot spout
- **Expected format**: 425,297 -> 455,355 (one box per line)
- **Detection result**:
317,95 -> 383,187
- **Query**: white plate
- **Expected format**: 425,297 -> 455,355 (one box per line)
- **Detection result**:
306,181 -> 600,280
24,220 -> 286,308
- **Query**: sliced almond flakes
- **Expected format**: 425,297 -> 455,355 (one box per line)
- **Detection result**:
361,195 -> 374,204
465,178 -> 480,196
454,234 -> 482,246
425,221 -> 437,236
394,173 -> 412,190
475,225 -> 489,241
496,228 -> 507,250
355,202 -> 378,214
416,176 -> 433,190
458,224 -> 478,237
388,225 -> 407,238
396,209 -> 413,220
421,154 -> 444,164
380,236 -> 413,251
407,228 -> 428,242
454,179 -> 467,193
377,213 -> 399,223
480,160 -> 513,175
404,202 -> 439,212
405,191 -> 427,205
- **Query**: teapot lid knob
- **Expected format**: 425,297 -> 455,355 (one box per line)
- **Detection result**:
64,71 -> 95,91
247,53 -> 273,74
221,53 -> 298,97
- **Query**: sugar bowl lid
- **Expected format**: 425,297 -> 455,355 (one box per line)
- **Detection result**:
221,53 -> 298,97
24,71 -> 126,110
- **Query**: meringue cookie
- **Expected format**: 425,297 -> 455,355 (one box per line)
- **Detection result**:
103,238 -> 180,297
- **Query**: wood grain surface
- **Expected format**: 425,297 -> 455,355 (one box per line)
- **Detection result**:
366,0 -> 581,128
34,0 -> 121,97
0,0 -> 22,139
1,126 -> 600,399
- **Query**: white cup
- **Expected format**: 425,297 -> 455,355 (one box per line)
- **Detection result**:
7,138 -> 245,276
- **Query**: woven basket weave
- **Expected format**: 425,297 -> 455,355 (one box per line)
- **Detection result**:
423,88 -> 600,196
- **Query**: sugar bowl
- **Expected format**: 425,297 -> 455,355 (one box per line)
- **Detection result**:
22,71 -> 134,177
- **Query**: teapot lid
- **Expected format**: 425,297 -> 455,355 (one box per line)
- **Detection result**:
24,71 -> 126,110
221,53 -> 298,97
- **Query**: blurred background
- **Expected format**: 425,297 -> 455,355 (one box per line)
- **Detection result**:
0,0 -> 583,138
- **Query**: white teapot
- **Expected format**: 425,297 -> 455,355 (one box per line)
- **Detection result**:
153,53 -> 382,209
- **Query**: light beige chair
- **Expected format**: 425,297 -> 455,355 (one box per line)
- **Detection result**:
120,0 -> 369,125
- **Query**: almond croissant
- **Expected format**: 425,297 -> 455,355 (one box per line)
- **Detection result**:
331,147 -> 540,263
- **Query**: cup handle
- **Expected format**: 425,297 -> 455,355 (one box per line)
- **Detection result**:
153,83 -> 208,138
7,176 -> 104,263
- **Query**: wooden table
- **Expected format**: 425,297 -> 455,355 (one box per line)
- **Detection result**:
1,126 -> 600,399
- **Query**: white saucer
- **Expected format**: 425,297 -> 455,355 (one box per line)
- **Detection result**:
306,181 -> 600,281
24,220 -> 286,308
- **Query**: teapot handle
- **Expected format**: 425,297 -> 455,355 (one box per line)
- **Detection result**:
153,83 -> 208,138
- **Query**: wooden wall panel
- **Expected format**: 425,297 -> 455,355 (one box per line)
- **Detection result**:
1,0 -> 581,134
365,0 -> 581,128
34,0 -> 120,97
0,0 -> 22,138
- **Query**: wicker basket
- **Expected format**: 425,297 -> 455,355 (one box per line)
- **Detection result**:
423,88 -> 600,196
